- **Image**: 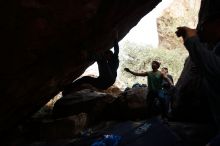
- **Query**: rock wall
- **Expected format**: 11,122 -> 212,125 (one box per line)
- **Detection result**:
157,0 -> 201,49
0,0 -> 161,135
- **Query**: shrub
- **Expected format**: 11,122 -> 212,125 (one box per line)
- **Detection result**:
118,42 -> 188,88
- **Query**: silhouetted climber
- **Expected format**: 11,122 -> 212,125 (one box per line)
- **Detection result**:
176,0 -> 220,131
62,35 -> 119,96
124,61 -> 173,119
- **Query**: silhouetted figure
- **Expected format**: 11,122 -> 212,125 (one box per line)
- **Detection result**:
161,67 -> 174,89
160,67 -> 174,116
62,39 -> 119,96
124,61 -> 173,119
176,0 -> 220,131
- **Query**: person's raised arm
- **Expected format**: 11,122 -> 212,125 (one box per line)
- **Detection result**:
176,26 -> 220,76
124,68 -> 148,76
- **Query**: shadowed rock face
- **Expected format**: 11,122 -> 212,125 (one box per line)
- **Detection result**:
0,0 -> 161,134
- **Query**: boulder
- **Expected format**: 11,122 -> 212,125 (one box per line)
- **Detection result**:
53,89 -> 116,124
0,0 -> 161,134
105,86 -> 148,120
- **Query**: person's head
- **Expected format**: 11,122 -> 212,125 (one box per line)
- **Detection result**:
151,61 -> 160,71
104,50 -> 113,60
161,67 -> 168,74
197,0 -> 220,43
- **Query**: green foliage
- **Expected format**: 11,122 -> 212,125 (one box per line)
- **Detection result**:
119,42 -> 188,87
117,0 -> 200,89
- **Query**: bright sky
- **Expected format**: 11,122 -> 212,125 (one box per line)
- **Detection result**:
120,0 -> 174,48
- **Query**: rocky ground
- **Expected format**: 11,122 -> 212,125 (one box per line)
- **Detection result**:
5,85 -> 217,146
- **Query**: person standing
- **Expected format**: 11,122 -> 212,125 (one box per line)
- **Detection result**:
176,0 -> 220,130
160,67 -> 174,116
124,61 -> 173,118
